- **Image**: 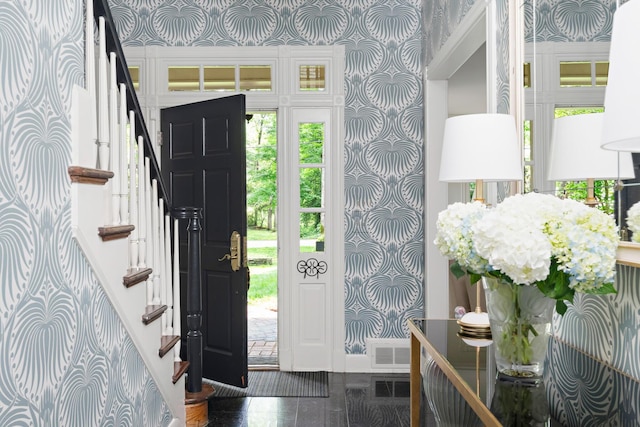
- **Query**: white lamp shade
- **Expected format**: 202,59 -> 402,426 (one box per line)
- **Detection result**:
602,0 -> 640,151
548,113 -> 635,181
439,113 -> 522,182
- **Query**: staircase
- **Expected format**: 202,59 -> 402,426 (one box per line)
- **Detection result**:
67,1 -> 199,425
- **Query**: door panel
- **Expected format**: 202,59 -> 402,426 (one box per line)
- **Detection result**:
162,95 -> 248,387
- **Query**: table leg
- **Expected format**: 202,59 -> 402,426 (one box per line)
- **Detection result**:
410,332 -> 420,427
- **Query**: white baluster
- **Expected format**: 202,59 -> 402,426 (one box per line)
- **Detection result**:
173,218 -> 182,362
159,199 -> 167,332
145,158 -> 153,306
85,0 -> 97,155
152,179 -> 161,305
164,214 -> 173,336
129,111 -> 138,269
137,136 -> 146,268
108,54 -> 119,225
97,18 -> 109,171
119,84 -> 128,225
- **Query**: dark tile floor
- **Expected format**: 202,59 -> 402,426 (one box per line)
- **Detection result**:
207,372 -> 418,426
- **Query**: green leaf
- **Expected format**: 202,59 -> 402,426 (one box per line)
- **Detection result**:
450,262 -> 466,279
584,282 -> 617,295
469,273 -> 482,285
556,300 -> 568,315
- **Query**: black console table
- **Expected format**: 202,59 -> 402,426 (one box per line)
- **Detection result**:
408,318 -> 640,426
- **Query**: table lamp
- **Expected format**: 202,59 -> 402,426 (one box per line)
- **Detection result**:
601,0 -> 640,152
548,113 -> 635,206
439,113 -> 523,330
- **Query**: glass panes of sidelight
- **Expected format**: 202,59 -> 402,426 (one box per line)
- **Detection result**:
128,66 -> 140,91
299,65 -> 326,91
204,66 -> 236,91
523,119 -> 533,193
299,167 -> 324,208
168,66 -> 200,91
239,66 -> 271,91
560,62 -> 592,87
299,212 -> 325,252
523,62 -> 531,88
298,122 -> 325,163
595,62 -> 609,86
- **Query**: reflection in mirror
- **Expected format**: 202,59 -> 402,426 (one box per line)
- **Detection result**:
523,0 -> 640,238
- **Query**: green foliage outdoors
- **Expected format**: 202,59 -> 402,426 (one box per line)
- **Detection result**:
245,114 -> 325,306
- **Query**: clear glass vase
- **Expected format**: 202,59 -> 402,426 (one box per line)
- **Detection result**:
482,276 -> 555,381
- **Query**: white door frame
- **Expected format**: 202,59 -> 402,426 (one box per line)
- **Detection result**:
424,1 -> 496,319
124,45 -> 346,372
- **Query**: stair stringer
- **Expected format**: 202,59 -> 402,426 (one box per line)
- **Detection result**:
70,86 -> 185,425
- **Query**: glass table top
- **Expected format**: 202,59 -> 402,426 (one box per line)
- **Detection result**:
410,319 -> 640,426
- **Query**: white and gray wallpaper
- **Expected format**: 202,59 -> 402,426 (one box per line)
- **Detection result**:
0,0 -> 171,425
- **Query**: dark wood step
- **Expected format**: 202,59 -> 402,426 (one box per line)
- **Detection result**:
142,304 -> 167,325
173,361 -> 189,384
123,267 -> 152,288
159,335 -> 180,358
68,166 -> 114,185
98,224 -> 135,241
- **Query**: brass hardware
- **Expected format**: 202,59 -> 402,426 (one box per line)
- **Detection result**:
242,236 -> 248,268
218,230 -> 241,271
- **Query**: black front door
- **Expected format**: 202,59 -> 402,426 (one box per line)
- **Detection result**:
161,95 -> 248,387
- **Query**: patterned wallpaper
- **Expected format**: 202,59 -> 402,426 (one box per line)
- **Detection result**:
0,1 -> 171,425
109,0 -> 426,354
524,0 -> 631,43
422,0 -> 477,66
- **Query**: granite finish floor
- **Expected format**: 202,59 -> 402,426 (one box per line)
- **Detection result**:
207,372 -> 418,426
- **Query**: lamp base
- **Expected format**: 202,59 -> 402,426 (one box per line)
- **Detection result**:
458,311 -> 490,328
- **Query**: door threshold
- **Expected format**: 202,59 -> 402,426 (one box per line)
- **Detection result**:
249,364 -> 280,371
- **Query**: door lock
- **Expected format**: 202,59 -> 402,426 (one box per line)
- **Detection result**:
218,230 -> 241,271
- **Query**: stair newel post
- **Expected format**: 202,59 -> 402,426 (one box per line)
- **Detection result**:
107,52 -> 121,225
97,17 -> 110,172
173,207 -> 203,393
145,158 -> 153,306
173,217 -> 182,363
164,215 -> 173,336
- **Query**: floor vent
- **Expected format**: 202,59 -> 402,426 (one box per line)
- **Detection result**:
368,339 -> 410,369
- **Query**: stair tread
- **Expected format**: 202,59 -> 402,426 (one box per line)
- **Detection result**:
68,166 -> 114,185
173,361 -> 189,384
159,335 -> 180,358
98,224 -> 135,241
123,267 -> 153,288
142,304 -> 167,325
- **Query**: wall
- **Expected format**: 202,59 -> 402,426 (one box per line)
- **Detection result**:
0,1 -> 172,424
110,0 -> 425,355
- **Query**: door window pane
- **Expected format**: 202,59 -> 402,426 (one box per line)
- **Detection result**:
299,212 -> 324,253
128,66 -> 140,91
300,167 -> 323,208
560,62 -> 591,87
595,62 -> 609,86
168,66 -> 200,91
300,65 -> 326,91
523,62 -> 531,88
239,66 -> 271,91
298,123 -> 324,163
204,66 -> 236,91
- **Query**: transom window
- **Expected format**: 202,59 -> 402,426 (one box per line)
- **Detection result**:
559,61 -> 609,87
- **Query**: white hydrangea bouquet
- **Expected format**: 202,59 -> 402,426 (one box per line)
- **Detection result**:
434,192 -> 619,314
627,201 -> 640,243
435,193 -> 619,376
